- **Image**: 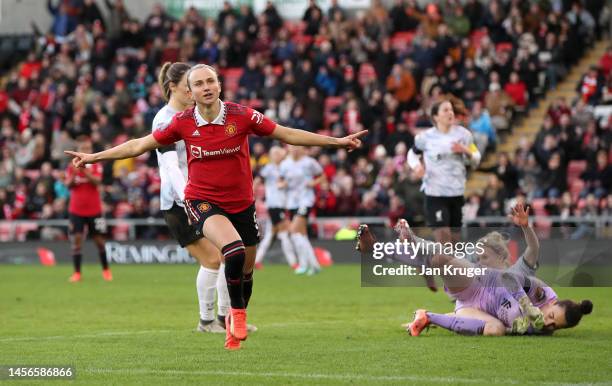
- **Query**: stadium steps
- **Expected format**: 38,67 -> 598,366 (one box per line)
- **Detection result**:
466,39 -> 609,196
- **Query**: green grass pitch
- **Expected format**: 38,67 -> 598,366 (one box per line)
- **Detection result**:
1,264 -> 611,385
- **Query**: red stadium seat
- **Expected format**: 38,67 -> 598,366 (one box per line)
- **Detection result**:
221,67 -> 243,95
0,223 -> 13,241
24,169 -> 40,181
322,222 -> 341,238
390,32 -> 415,51
14,222 -> 38,241
324,96 -> 343,129
112,221 -> 130,241
567,160 -> 587,184
531,199 -> 552,236
114,202 -> 133,218
292,34 -> 313,46
570,179 -> 585,201
283,20 -> 305,36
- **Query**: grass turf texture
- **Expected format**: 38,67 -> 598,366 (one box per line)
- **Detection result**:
1,264 -> 611,385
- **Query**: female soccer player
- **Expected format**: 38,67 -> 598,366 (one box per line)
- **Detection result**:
407,100 -> 481,243
280,145 -> 324,275
154,61 -> 228,333
66,137 -> 111,282
254,146 -> 298,270
395,217 -> 591,336
66,64 -> 366,350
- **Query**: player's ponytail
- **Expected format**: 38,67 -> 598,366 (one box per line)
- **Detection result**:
558,299 -> 593,328
158,62 -> 191,102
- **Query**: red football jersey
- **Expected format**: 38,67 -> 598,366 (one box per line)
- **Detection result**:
153,101 -> 276,213
67,163 -> 103,216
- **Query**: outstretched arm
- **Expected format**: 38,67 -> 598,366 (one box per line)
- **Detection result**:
508,204 -> 539,269
64,134 -> 162,168
270,125 -> 367,151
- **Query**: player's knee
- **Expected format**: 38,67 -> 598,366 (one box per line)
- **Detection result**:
483,321 -> 506,336
221,240 -> 246,261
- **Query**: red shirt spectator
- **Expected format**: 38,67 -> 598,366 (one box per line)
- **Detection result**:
19,53 -> 42,80
579,68 -> 599,104
599,47 -> 612,75
504,72 -> 527,107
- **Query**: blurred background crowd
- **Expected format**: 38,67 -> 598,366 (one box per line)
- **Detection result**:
0,0 -> 610,240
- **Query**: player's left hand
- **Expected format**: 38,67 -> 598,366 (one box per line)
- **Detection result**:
508,203 -> 529,227
338,130 -> 368,152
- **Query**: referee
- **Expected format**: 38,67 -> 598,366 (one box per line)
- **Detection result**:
407,100 -> 480,243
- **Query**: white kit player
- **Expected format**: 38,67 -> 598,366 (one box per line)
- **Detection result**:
255,146 -> 299,270
280,145 -> 325,275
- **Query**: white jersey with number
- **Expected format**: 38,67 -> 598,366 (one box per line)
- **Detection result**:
413,125 -> 475,197
260,162 -> 286,209
152,105 -> 188,210
280,156 -> 323,210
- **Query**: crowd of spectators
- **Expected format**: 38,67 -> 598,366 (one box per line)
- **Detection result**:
0,0 -> 610,240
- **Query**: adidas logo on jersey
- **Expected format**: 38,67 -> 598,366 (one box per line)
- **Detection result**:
192,129 -> 201,137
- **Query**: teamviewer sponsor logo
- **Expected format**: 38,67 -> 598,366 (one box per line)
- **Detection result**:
190,145 -> 241,158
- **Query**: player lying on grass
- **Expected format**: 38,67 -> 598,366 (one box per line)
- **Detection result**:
357,208 -> 593,336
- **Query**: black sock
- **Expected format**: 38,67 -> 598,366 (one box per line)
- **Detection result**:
243,271 -> 253,309
222,240 -> 245,309
98,248 -> 109,270
200,318 -> 213,325
217,314 -> 226,327
72,253 -> 82,273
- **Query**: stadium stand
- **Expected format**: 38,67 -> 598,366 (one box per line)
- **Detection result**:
0,0 -> 610,240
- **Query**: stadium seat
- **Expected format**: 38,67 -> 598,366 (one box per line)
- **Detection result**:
283,20 -> 306,36
322,222 -> 341,239
24,169 -> 40,181
221,67 -> 243,95
292,34 -> 313,46
570,179 -> 585,201
112,221 -> 130,241
0,223 -> 13,241
567,160 -> 587,185
390,32 -> 415,51
324,96 -> 343,129
15,222 -> 38,241
531,199 -> 552,236
114,202 -> 134,218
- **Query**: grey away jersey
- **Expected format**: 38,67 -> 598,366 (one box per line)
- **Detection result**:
413,125 -> 475,197
260,163 -> 286,209
152,105 -> 187,210
280,156 -> 323,210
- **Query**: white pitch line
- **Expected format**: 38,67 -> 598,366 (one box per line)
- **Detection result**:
85,368 -> 491,384
84,368 -> 612,385
0,320 -> 370,342
0,329 -> 175,343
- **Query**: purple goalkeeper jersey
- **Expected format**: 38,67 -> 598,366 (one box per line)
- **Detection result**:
453,268 -> 558,328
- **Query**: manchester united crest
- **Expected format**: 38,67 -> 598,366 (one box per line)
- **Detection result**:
198,202 -> 211,212
225,123 -> 237,136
